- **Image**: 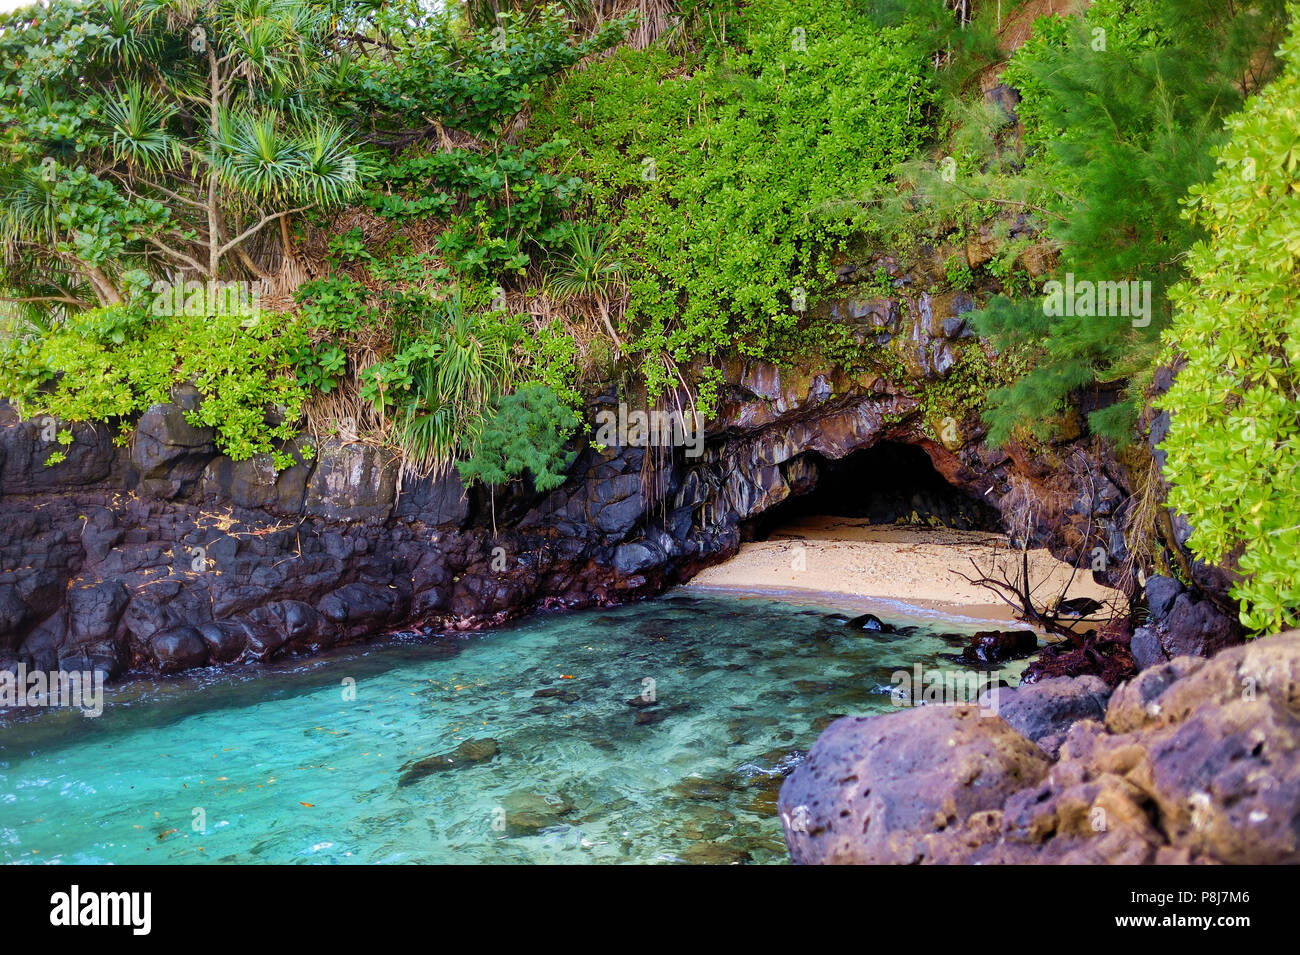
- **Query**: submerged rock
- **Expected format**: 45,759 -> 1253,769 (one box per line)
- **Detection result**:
671,777 -> 733,802
532,687 -> 579,703
811,712 -> 847,733
397,738 -> 499,786
960,629 -> 1038,664
845,613 -> 890,632
500,791 -> 574,836
679,841 -> 752,865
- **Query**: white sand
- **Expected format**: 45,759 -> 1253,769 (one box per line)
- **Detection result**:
686,516 -> 1122,625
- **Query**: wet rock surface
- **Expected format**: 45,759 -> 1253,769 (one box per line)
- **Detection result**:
846,613 -> 890,632
959,629 -> 1039,664
781,633 -> 1300,864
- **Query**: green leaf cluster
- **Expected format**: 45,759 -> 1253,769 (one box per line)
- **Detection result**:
526,0 -> 935,413
0,301 -> 309,467
1160,14 -> 1300,633
457,382 -> 579,492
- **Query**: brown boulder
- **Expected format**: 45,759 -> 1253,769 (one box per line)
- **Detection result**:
782,633 -> 1300,864
397,738 -> 499,786
778,705 -> 1052,864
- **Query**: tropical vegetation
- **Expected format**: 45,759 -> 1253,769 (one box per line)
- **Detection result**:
1,0 -> 1298,632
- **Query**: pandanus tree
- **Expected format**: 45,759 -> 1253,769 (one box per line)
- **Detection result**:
545,223 -> 627,352
0,0 -> 370,313
360,292 -> 522,477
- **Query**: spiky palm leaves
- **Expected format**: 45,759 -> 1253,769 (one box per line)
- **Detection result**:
214,113 -> 306,201
0,167 -> 61,249
98,0 -> 161,67
51,0 -> 365,285
102,83 -> 178,171
546,223 -> 626,351
393,294 -> 520,476
284,121 -> 363,206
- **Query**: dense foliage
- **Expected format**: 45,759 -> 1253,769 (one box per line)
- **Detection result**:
0,0 -> 370,303
0,0 -> 373,459
337,2 -> 631,278
1159,17 -> 1300,634
526,0 -> 935,411
0,0 -> 618,466
3,0 -> 935,464
967,0 -> 1290,444
2,0 -> 1298,636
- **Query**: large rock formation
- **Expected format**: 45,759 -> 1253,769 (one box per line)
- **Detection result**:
1131,574 -> 1243,670
0,245 -> 1131,681
780,633 -> 1300,864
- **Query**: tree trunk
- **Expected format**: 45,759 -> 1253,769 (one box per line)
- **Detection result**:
207,45 -> 222,279
279,214 -> 297,266
86,266 -> 123,306
598,299 -> 623,351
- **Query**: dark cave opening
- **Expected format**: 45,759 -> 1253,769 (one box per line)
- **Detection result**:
743,441 -> 1003,541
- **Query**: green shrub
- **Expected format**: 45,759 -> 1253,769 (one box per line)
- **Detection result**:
527,0 -> 934,413
1160,16 -> 1300,633
1002,1 -> 1164,157
525,319 -> 585,413
944,255 -> 974,291
360,294 -> 522,475
457,382 -> 579,493
343,3 -> 631,280
0,302 -> 309,467
972,0 -> 1289,445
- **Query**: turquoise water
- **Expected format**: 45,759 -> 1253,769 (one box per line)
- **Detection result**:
0,590 -> 1027,864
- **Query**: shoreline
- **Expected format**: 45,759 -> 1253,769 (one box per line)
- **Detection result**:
685,582 -> 1038,628
685,517 -> 1123,627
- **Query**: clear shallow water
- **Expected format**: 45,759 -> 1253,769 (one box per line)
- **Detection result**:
0,591 -> 1027,864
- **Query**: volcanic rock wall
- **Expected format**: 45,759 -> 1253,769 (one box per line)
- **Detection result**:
0,248 -> 1135,680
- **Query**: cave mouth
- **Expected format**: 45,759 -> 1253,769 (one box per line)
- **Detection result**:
744,441 -> 1003,541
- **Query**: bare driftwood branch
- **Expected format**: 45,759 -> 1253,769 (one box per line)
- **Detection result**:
955,454 -> 1127,638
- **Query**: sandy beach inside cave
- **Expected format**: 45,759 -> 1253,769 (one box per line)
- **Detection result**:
686,516 -> 1123,625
